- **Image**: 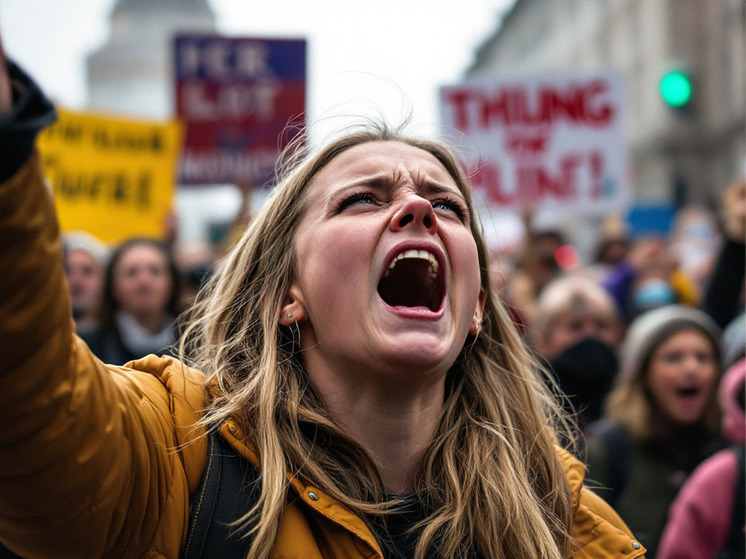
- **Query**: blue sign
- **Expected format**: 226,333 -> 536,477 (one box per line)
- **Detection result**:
174,35 -> 307,186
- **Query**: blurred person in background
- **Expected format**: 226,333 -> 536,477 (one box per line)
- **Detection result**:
701,174 -> 745,335
584,305 -> 726,557
62,231 -> 109,337
503,205 -> 565,328
587,214 -> 630,283
657,356 -> 745,559
488,242 -> 528,335
669,205 -> 721,293
602,233 -> 700,322
531,273 -> 623,434
175,240 -> 217,310
81,237 -> 183,364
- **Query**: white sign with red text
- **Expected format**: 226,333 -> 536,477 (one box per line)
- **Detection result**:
440,72 -> 628,215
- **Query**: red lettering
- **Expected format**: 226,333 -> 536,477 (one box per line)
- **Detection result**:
505,128 -> 551,159
481,90 -> 512,129
471,163 -> 513,205
516,157 -> 580,202
517,167 -> 537,202
444,89 -> 474,131
542,86 -> 583,122
469,152 -> 611,210
589,151 -> 604,198
583,80 -> 614,125
445,80 -> 615,131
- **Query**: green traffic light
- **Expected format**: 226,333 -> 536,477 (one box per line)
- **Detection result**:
660,71 -> 692,108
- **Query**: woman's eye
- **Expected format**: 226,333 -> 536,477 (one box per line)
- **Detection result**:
664,352 -> 683,364
337,192 -> 376,212
432,197 -> 467,221
695,351 -> 715,365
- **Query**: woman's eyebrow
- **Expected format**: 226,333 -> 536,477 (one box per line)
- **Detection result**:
324,173 -> 464,206
421,180 -> 464,198
323,175 -> 388,203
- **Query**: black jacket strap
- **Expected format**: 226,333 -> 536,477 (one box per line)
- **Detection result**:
181,429 -> 260,559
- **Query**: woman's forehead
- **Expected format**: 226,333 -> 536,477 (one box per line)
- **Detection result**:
118,243 -> 165,262
308,140 -> 458,193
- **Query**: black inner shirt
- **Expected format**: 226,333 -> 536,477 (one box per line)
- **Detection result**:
368,495 -> 429,559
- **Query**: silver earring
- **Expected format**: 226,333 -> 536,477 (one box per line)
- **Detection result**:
286,313 -> 293,319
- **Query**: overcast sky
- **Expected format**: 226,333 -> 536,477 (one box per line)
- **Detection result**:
0,0 -> 513,139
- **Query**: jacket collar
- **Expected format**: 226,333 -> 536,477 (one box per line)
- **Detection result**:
219,419 -> 644,559
219,420 -> 385,557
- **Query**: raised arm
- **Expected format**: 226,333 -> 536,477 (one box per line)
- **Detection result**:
702,176 -> 746,329
0,38 -> 206,558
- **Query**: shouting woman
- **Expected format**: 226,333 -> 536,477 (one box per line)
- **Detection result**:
0,34 -> 644,559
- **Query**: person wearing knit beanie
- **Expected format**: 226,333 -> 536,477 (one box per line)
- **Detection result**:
618,304 -> 722,386
584,304 -> 726,558
64,231 -> 110,270
63,231 -> 110,335
657,357 -> 746,558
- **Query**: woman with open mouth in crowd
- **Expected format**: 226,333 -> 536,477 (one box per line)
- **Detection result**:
584,304 -> 725,558
0,28 -> 645,558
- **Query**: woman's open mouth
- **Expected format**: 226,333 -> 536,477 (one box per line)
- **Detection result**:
675,385 -> 701,402
377,248 -> 445,312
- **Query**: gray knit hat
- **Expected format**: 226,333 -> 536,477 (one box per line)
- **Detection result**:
63,231 -> 110,268
619,304 -> 722,383
722,311 -> 745,370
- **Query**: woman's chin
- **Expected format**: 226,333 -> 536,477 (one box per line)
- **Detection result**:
376,333 -> 461,374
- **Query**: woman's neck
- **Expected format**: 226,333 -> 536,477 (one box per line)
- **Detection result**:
316,376 -> 445,493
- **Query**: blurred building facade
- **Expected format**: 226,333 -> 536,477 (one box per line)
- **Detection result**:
87,0 -> 216,119
467,0 -> 745,208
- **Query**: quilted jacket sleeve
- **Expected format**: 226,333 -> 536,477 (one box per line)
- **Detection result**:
0,63 -> 207,559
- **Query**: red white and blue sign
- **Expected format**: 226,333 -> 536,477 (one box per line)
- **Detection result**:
174,35 -> 306,186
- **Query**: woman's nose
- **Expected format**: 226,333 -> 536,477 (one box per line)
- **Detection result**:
684,353 -> 707,370
390,194 -> 437,234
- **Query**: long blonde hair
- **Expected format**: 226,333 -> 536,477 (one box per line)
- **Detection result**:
181,123 -> 575,559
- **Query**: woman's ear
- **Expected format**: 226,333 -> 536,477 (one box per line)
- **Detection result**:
469,289 -> 487,336
279,285 -> 306,326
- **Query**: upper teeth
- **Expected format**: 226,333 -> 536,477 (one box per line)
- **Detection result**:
386,249 -> 440,278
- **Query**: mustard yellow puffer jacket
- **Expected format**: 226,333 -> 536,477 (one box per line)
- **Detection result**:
0,154 -> 645,558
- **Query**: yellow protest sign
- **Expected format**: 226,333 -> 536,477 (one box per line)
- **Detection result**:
37,109 -> 183,244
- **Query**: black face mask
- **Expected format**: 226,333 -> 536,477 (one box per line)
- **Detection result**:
549,337 -> 618,422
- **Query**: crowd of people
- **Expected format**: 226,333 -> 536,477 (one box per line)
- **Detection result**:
2,27 -> 745,559
494,174 -> 745,557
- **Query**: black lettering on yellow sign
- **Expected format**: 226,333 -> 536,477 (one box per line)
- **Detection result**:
51,170 -> 152,209
41,121 -> 84,144
91,127 -> 164,153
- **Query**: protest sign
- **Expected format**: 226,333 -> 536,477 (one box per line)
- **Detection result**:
440,71 -> 628,215
174,35 -> 306,186
37,109 -> 183,244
